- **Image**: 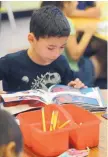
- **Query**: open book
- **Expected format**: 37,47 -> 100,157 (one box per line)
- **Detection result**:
0,85 -> 106,114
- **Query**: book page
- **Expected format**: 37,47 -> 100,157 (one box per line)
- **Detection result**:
1,103 -> 41,115
49,85 -> 97,98
1,89 -> 50,104
49,85 -> 104,108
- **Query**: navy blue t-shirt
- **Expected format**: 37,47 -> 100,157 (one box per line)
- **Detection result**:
0,50 -> 74,92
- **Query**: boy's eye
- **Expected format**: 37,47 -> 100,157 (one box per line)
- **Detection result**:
48,47 -> 65,51
48,48 -> 55,50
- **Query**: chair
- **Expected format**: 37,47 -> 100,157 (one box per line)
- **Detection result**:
0,1 -> 16,30
0,1 -> 2,31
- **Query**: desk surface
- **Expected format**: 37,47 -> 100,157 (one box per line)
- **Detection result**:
23,90 -> 108,157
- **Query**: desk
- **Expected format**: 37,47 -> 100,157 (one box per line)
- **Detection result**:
23,90 -> 108,157
70,17 -> 108,41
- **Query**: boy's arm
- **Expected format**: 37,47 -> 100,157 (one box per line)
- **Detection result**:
0,55 -> 9,80
70,7 -> 100,18
0,56 -> 9,95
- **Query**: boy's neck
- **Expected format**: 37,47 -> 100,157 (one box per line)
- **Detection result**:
27,48 -> 48,65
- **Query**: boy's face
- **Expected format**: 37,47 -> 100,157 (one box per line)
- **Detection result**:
28,33 -> 68,64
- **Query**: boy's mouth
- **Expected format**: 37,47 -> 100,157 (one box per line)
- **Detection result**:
46,58 -> 55,62
48,56 -> 60,61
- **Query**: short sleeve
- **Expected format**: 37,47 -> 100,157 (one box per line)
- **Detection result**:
67,18 -> 76,35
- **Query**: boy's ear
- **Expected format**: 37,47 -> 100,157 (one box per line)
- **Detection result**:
5,141 -> 16,157
28,33 -> 36,43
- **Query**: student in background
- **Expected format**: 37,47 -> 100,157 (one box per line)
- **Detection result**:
0,6 -> 86,93
73,1 -> 107,81
72,1 -> 100,18
0,110 -> 23,157
80,1 -> 107,80
41,1 -> 98,87
89,1 -> 107,88
40,1 -> 100,19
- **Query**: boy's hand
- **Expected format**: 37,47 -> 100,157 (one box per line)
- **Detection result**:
0,91 -> 7,102
68,78 -> 87,89
0,91 -> 7,94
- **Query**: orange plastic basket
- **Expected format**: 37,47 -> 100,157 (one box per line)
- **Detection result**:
62,104 -> 101,149
30,122 -> 70,157
17,104 -> 77,149
17,104 -> 101,153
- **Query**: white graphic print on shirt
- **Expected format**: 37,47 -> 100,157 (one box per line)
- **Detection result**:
22,76 -> 29,83
31,72 -> 61,91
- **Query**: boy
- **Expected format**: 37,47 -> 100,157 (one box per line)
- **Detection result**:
0,6 -> 85,93
0,110 -> 23,157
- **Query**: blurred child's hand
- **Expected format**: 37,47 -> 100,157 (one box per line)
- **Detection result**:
68,78 -> 87,89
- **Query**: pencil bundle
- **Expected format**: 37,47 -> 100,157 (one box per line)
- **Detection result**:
41,108 -> 71,132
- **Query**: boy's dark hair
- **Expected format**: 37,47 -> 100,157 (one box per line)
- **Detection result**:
30,5 -> 70,39
0,110 -> 23,154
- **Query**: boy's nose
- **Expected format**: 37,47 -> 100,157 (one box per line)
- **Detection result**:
52,50 -> 61,59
